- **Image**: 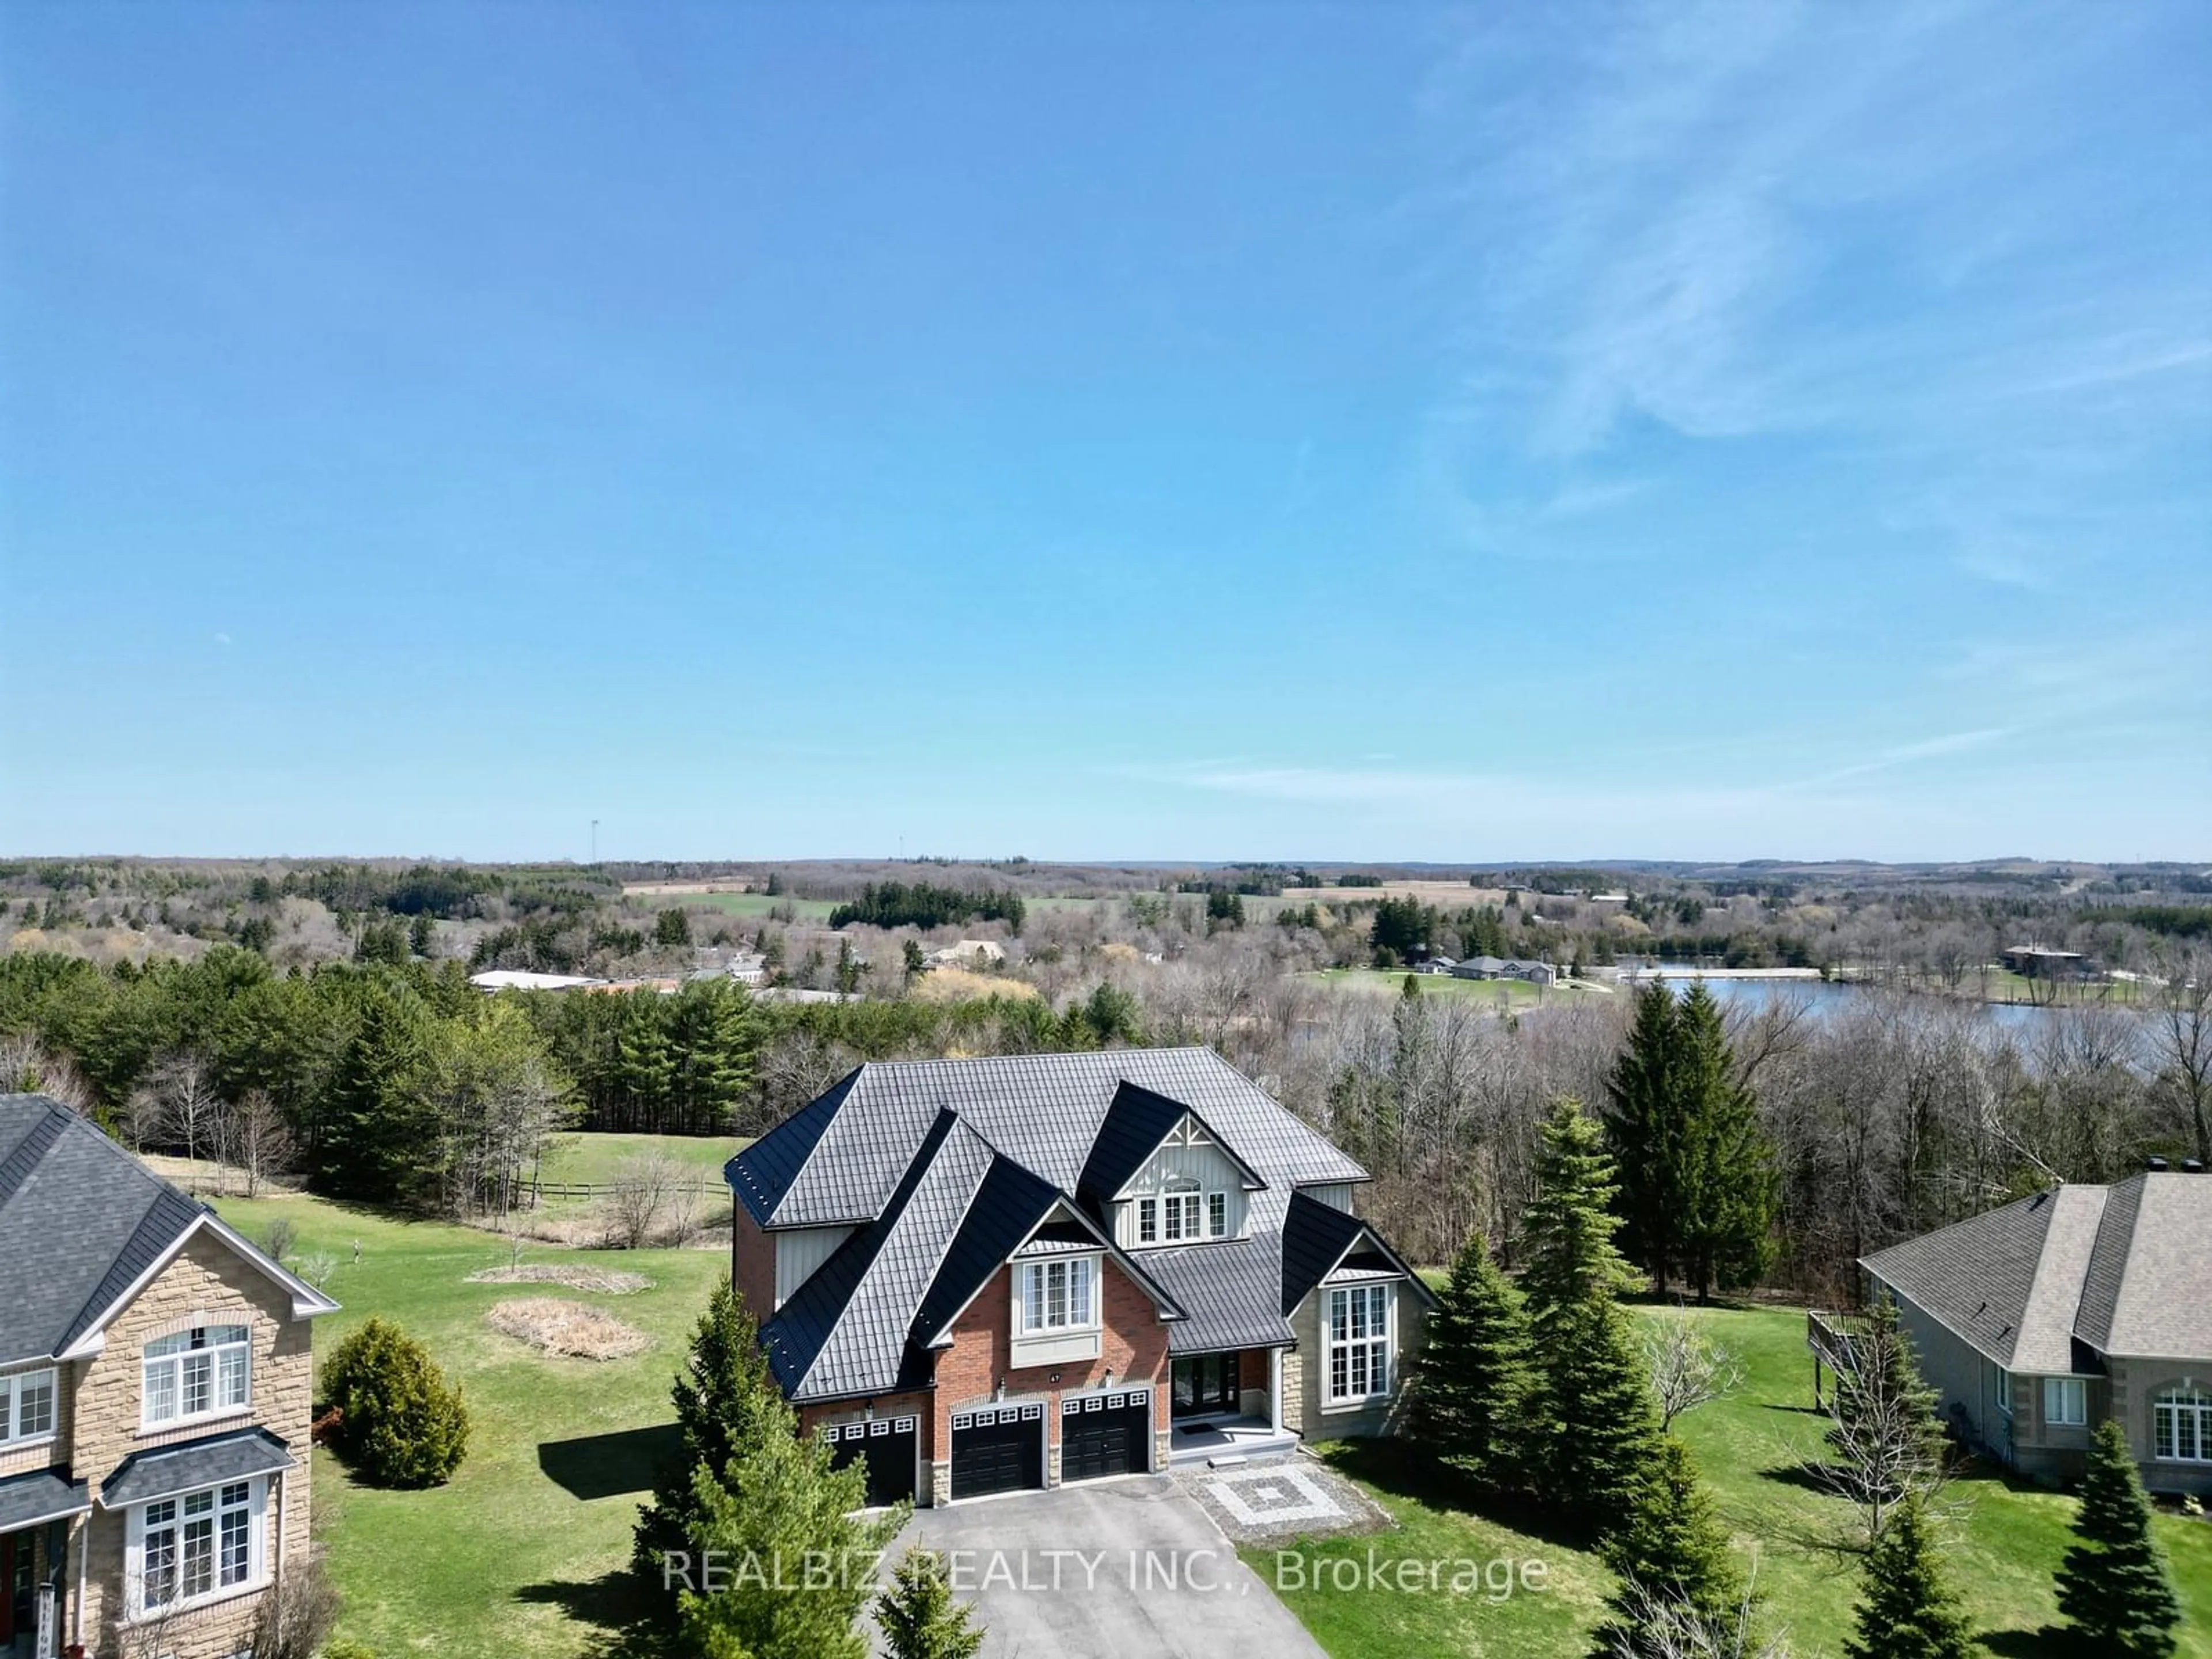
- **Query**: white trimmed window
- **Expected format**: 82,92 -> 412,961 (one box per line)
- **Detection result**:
1137,1198 -> 1157,1244
1325,1285 -> 1391,1405
0,1368 -> 56,1444
128,1478 -> 266,1618
1019,1257 -> 1097,1335
1157,1192 -> 1228,1243
2153,1384 -> 2212,1463
2043,1377 -> 2087,1427
142,1324 -> 251,1429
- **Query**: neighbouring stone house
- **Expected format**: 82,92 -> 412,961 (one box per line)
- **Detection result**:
1859,1165 -> 2212,1495
0,1094 -> 338,1658
725,1049 -> 1433,1507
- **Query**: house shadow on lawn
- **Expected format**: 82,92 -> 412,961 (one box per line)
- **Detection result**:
516,1568 -> 670,1659
1977,1627 -> 2068,1657
539,1425 -> 681,1501
1321,1437 -> 1592,1551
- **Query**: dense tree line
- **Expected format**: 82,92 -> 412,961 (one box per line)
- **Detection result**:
827,882 -> 1025,934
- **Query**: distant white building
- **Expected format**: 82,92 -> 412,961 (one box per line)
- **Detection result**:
469,969 -> 605,993
1415,956 -> 1457,976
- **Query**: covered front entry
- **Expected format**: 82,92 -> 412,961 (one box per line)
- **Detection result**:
1061,1386 -> 1152,1482
0,1522 -> 65,1659
949,1402 -> 1045,1500
823,1415 -> 920,1509
1171,1353 -> 1240,1418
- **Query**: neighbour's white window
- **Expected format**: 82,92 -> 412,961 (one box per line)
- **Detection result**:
1325,1285 -> 1391,1405
2153,1384 -> 2212,1463
0,1368 -> 56,1443
142,1324 -> 251,1429
2043,1377 -> 2087,1427
1157,1192 -> 1226,1242
130,1478 -> 265,1616
1020,1258 -> 1097,1335
1137,1199 -> 1157,1244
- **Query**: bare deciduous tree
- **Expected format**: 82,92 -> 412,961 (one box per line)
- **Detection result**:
607,1149 -> 681,1249
225,1088 -> 296,1199
1643,1312 -> 1744,1430
0,1032 -> 97,1113
2147,945 -> 2212,1166
136,1051 -> 225,1194
1603,1580 -> 1792,1659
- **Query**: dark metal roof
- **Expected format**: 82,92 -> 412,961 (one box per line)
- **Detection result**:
1077,1081 -> 1266,1206
1142,1238 -> 1294,1353
1279,1189 -> 1436,1317
734,1049 -> 1365,1231
0,1095 -> 209,1364
0,1467 -> 90,1531
100,1427 -> 294,1510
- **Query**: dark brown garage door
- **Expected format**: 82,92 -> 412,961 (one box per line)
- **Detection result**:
1061,1387 -> 1152,1482
949,1403 -> 1044,1499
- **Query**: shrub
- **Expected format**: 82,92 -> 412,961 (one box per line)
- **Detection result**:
319,1317 -> 471,1487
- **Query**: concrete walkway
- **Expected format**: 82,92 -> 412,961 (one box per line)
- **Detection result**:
902,1477 -> 1328,1659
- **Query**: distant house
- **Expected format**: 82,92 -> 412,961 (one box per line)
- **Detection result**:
2002,945 -> 2093,980
1449,956 -> 1506,981
1855,1165 -> 2212,1494
468,969 -> 604,993
925,940 -> 1007,971
689,953 -> 768,988
1414,956 -> 1457,976
1501,960 -> 1557,988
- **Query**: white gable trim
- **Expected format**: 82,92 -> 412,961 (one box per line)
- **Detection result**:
56,1213 -> 340,1360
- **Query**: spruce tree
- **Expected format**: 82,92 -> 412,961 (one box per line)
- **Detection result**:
1521,1099 -> 1658,1527
1672,985 -> 1778,1300
634,1274 -> 787,1579
2056,1419 -> 2181,1657
1603,984 -> 1686,1294
315,988 -> 434,1203
1414,1228 -> 1540,1493
1844,1495 -> 1974,1659
876,1548 -> 987,1659
1592,1435 -> 1744,1658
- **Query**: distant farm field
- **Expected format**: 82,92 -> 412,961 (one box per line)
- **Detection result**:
1307,968 -> 1547,1005
1283,881 -> 1509,906
624,887 -> 839,922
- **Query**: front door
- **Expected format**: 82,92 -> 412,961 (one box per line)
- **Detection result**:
1171,1354 -> 1240,1418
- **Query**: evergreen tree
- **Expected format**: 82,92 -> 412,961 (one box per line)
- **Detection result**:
663,983 -> 756,1137
319,1317 -> 471,1487
1604,984 -> 1779,1300
1413,1228 -> 1540,1493
1592,1435 -> 1744,1658
875,1549 -> 986,1659
2056,1419 -> 2181,1657
634,1274 -> 786,1580
1843,1496 -> 1974,1659
315,988 -> 434,1203
1520,1100 -> 1658,1528
656,907 -> 693,949
1521,1098 -> 1642,1312
676,1425 -> 903,1659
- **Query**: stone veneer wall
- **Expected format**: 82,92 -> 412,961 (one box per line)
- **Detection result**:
67,1230 -> 314,1659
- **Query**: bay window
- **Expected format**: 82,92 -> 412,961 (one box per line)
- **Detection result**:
129,1478 -> 265,1617
0,1367 -> 55,1443
1325,1283 -> 1392,1406
143,1324 -> 251,1429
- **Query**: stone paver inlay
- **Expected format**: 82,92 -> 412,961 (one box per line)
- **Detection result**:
1203,1465 -> 1343,1527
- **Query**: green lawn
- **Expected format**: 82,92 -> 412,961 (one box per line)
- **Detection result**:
1307,968 -> 1548,1006
536,1131 -> 743,1188
1254,1304 -> 2212,1658
214,1192 -> 724,1657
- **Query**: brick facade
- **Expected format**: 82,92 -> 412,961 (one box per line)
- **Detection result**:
731,1203 -> 776,1323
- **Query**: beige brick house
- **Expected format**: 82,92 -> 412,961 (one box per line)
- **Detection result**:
0,1094 -> 338,1658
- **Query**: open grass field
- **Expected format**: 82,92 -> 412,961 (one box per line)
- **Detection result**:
535,1131 -> 741,1188
629,888 -> 839,922
1255,1302 -> 2212,1658
1307,968 -> 1548,1006
214,1190 -> 724,1657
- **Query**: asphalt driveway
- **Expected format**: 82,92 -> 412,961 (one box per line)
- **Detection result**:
901,1476 -> 1328,1659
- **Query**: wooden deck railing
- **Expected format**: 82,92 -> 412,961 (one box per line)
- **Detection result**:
1806,1309 -> 1860,1409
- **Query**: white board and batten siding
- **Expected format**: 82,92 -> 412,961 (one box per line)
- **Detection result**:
1301,1183 -> 1356,1214
1110,1127 -> 1251,1248
775,1225 -> 856,1307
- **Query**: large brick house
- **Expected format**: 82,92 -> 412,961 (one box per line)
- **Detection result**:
725,1049 -> 1434,1506
1861,1165 -> 2212,1496
0,1094 -> 338,1658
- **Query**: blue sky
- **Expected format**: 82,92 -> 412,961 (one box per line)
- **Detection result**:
3,2 -> 2206,863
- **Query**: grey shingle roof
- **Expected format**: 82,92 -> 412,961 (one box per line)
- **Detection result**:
0,1468 -> 90,1531
1864,1172 -> 2212,1370
0,1094 -> 209,1364
99,1426 -> 295,1509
